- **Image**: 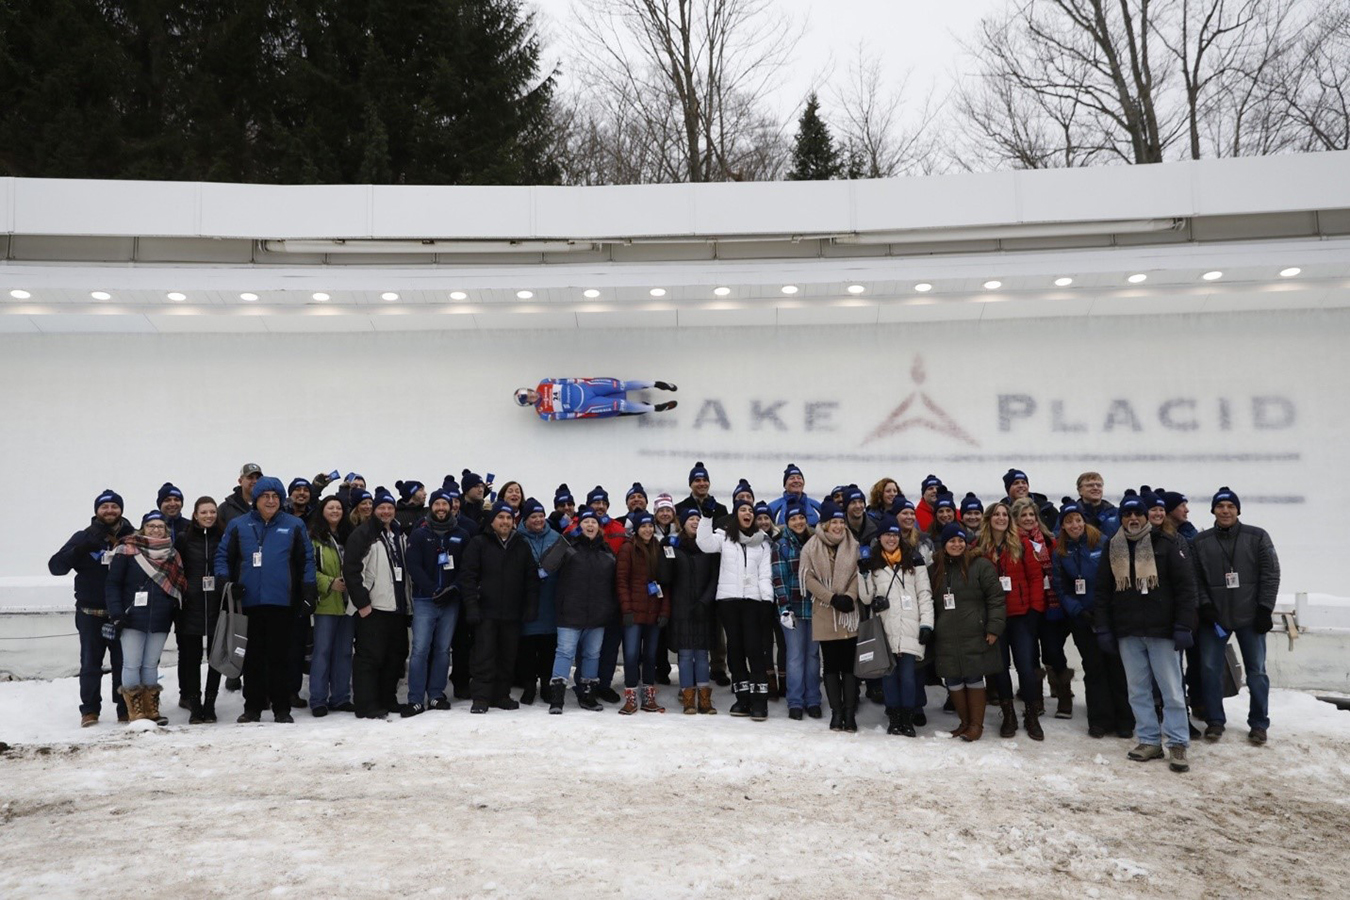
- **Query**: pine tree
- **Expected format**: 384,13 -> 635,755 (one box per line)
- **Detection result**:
787,93 -> 843,181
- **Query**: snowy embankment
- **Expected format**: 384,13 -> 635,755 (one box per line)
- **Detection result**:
2,673 -> 1349,898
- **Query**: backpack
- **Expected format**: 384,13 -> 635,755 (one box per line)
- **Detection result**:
209,584 -> 249,679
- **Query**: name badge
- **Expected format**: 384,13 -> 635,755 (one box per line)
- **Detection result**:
1075,578 -> 1086,595
101,550 -> 113,566
134,590 -> 149,607
252,551 -> 263,568
1225,571 -> 1240,589
999,576 -> 1012,592
439,552 -> 453,571
901,593 -> 914,611
1043,575 -> 1051,590
943,592 -> 956,610
393,566 -> 403,582
664,545 -> 676,559
537,567 -> 548,580
202,576 -> 216,592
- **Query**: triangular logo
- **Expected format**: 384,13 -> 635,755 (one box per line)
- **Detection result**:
861,355 -> 980,447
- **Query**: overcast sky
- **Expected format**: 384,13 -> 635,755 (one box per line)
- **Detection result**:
526,0 -> 1008,124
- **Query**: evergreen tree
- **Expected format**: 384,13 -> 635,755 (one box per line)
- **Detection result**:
787,93 -> 843,181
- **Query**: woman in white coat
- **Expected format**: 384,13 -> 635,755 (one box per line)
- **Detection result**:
859,514 -> 934,737
696,498 -> 774,720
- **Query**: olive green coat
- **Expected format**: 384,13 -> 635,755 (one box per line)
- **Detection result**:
928,555 -> 1006,680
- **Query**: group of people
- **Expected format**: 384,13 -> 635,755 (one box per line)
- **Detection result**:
49,460 -> 1281,774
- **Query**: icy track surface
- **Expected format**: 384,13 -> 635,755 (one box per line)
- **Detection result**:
2,676 -> 1348,898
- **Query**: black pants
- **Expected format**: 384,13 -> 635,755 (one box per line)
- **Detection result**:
820,637 -> 857,675
450,618 -> 476,697
655,625 -> 672,680
1070,618 -> 1134,733
242,606 -> 295,716
353,610 -> 409,716
178,632 -> 222,703
472,619 -> 522,704
289,612 -> 312,696
718,599 -> 768,694
515,633 -> 557,686
762,603 -> 787,674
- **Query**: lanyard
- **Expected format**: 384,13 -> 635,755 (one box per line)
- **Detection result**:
1218,524 -> 1241,572
379,529 -> 403,574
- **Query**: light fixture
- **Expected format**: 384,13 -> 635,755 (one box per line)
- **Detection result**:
982,280 -> 1002,290
847,284 -> 866,294
381,292 -> 400,301
649,288 -> 667,297
312,292 -> 331,302
91,291 -> 111,301
167,292 -> 187,302
240,292 -> 259,302
1127,273 -> 1147,284
1202,271 -> 1222,281
914,283 -> 933,293
516,290 -> 534,300
781,285 -> 799,295
8,289 -> 31,300
713,286 -> 731,297
449,291 -> 468,301
583,289 -> 601,299
1280,267 -> 1301,278
1054,277 -> 1073,287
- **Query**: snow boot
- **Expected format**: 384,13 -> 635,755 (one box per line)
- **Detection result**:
696,686 -> 717,715
948,689 -> 970,739
824,673 -> 844,731
640,685 -> 666,713
729,682 -> 753,717
144,685 -> 168,726
1033,668 -> 1046,716
942,692 -> 956,713
712,669 -> 731,687
962,688 -> 987,742
520,680 -> 537,706
596,685 -> 622,704
999,700 -> 1019,738
548,679 -> 566,715
679,687 -> 698,715
1023,702 -> 1044,741
578,681 -> 604,712
841,674 -> 859,733
619,688 -> 640,715
751,685 -> 768,721
189,699 -> 206,725
897,707 -> 917,738
119,685 -> 145,723
913,708 -> 927,727
1054,668 -> 1075,719
201,693 -> 217,723
493,696 -> 520,711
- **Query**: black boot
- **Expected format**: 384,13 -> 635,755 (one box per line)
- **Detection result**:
577,681 -> 603,712
751,685 -> 768,721
520,680 -> 537,706
886,708 -> 902,735
548,679 -> 566,715
729,685 -> 752,717
897,708 -> 917,737
188,699 -> 206,725
201,693 -> 217,724
842,674 -> 859,733
824,673 -> 844,731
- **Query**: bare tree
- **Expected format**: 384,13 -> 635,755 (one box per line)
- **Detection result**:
828,45 -> 944,177
1278,2 -> 1350,151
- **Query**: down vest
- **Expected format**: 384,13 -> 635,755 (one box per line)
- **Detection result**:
694,515 -> 773,602
859,559 -> 934,660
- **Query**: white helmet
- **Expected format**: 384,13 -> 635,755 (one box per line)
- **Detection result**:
514,388 -> 533,407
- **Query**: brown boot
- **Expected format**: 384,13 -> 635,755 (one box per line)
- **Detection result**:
1055,668 -> 1075,719
144,685 -> 167,726
1024,702 -> 1044,741
962,687 -> 987,742
640,685 -> 665,713
697,686 -> 717,714
619,687 -> 639,715
1033,668 -> 1046,715
119,686 -> 144,723
999,700 -> 1018,738
679,687 -> 697,714
948,688 -> 970,739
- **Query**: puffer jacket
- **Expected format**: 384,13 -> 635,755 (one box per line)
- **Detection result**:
175,525 -> 222,637
1021,529 -> 1060,619
668,537 -> 717,651
694,515 -> 773,602
105,553 -> 179,634
982,534 -> 1046,617
860,556 -> 934,659
1051,533 -> 1106,622
1191,523 -> 1280,631
929,555 -> 1006,680
544,532 -> 617,629
215,508 -> 317,611
461,528 -> 540,622
616,536 -> 672,624
342,519 -> 409,614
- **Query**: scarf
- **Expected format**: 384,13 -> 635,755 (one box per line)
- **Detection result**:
115,534 -> 187,601
1109,521 -> 1158,593
802,525 -> 859,633
882,546 -> 905,567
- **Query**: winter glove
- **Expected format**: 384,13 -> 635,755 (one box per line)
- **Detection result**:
857,555 -> 883,573
780,610 -> 795,630
312,472 -> 333,490
1173,627 -> 1194,651
829,594 -> 854,613
666,535 -> 680,548
622,613 -> 635,628
298,583 -> 317,616
1095,630 -> 1116,655
871,595 -> 891,613
433,585 -> 461,608
101,622 -> 117,642
1075,610 -> 1093,628
918,626 -> 932,645
657,616 -> 668,629
1252,607 -> 1274,635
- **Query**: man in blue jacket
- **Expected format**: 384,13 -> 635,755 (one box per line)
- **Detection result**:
49,488 -> 135,727
404,486 -> 472,715
767,463 -> 823,526
215,476 -> 317,723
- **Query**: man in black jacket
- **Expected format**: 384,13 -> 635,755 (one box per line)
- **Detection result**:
49,488 -> 135,727
1191,487 -> 1281,745
461,501 -> 540,713
1094,492 -> 1198,773
676,461 -> 728,520
220,463 -> 262,526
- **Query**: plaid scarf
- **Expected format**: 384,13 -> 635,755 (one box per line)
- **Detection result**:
115,534 -> 187,601
1109,521 -> 1158,594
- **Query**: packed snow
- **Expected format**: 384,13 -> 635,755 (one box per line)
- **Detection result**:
2,669 -> 1349,898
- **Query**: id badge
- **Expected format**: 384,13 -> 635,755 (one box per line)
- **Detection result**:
252,550 -> 263,568
101,550 -> 113,566
439,551 -> 453,571
134,590 -> 149,607
943,592 -> 956,610
393,566 -> 403,582
537,567 -> 548,580
901,593 -> 914,611
1225,571 -> 1240,589
1075,578 -> 1086,595
664,545 -> 676,559
202,575 -> 216,592
1043,575 -> 1050,590
999,576 -> 1012,592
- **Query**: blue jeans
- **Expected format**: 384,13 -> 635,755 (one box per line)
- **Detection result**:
677,649 -> 710,688
310,613 -> 355,708
1198,623 -> 1269,730
77,609 -> 125,716
623,622 -> 661,687
996,610 -> 1042,704
407,599 -> 460,707
1118,636 -> 1189,748
554,627 -> 605,682
782,619 -> 821,709
881,653 -> 918,709
119,629 -> 169,687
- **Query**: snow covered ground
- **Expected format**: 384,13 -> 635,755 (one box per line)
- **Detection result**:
2,672 -> 1349,898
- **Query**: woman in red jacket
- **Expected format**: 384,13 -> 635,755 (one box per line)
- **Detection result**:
616,511 -> 671,714
1014,496 -> 1070,720
975,501 -> 1046,740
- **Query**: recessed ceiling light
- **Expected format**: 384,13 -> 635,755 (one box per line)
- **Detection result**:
983,280 -> 1002,290
583,289 -> 601,299
312,292 -> 330,302
649,288 -> 667,297
713,286 -> 731,297
381,292 -> 400,301
167,292 -> 187,302
781,285 -> 799,295
1127,273 -> 1147,284
914,283 -> 933,293
847,284 -> 866,294
239,292 -> 259,302
1201,271 -> 1222,281
449,291 -> 468,301
9,289 -> 31,300
1279,267 -> 1301,278
91,291 -> 112,301
516,290 -> 534,300
1054,277 -> 1074,287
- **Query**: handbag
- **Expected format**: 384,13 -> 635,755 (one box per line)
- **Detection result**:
854,614 -> 895,679
1221,642 -> 1244,698
209,583 -> 249,679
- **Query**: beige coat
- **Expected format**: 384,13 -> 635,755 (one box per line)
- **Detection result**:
800,528 -> 860,642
